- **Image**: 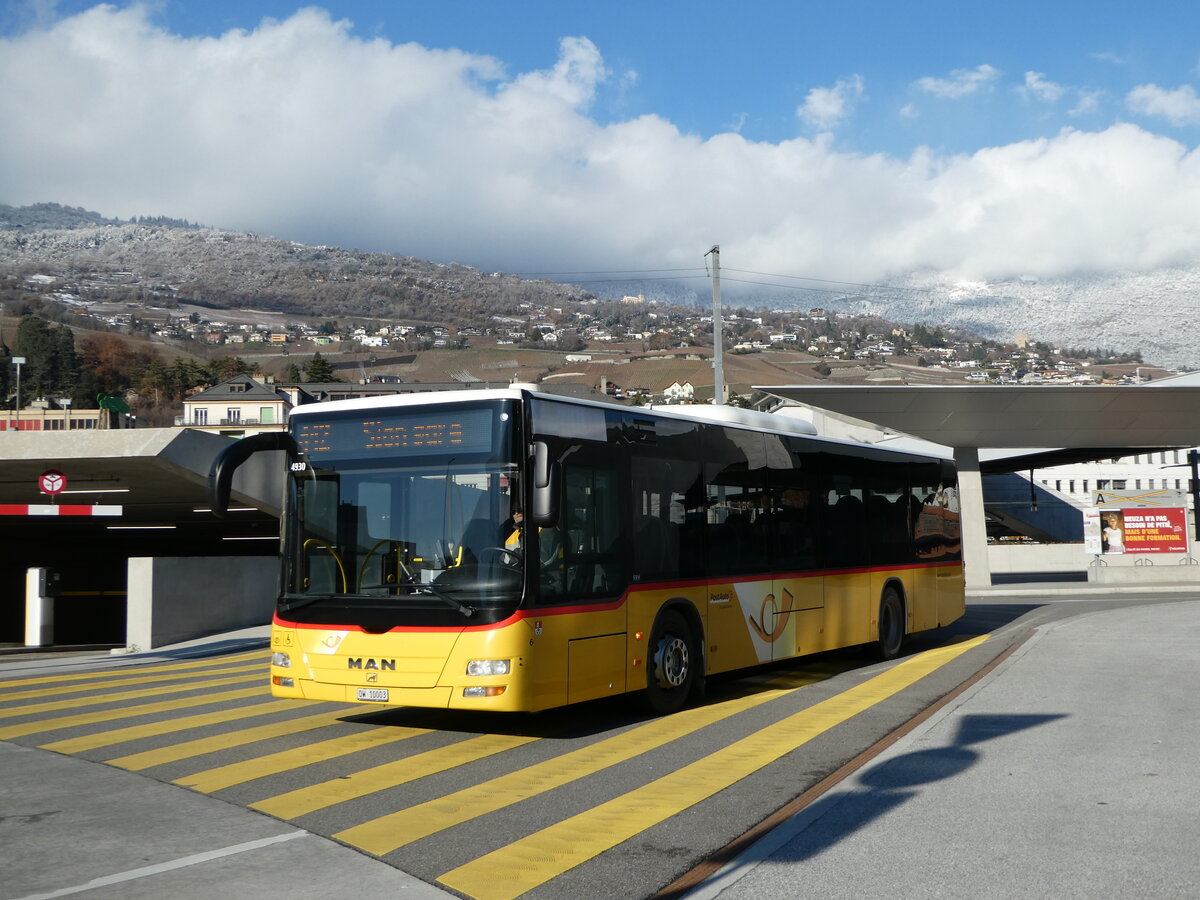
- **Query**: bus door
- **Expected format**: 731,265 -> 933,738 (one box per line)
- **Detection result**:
907,464 -> 944,632
529,402 -> 628,707
763,435 -> 824,661
702,425 -> 763,671
932,461 -> 965,624
821,463 -> 871,649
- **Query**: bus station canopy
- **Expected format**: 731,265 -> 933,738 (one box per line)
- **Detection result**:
0,428 -> 283,523
754,384 -> 1200,589
755,385 -> 1200,457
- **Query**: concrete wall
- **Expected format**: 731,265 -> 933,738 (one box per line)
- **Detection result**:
126,556 -> 278,651
986,542 -> 1200,584
987,542 -> 1089,575
1088,554 -> 1200,584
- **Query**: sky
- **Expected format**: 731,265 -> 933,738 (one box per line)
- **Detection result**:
3,0 -> 1200,294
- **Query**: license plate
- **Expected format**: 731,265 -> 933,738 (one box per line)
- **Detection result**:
356,688 -> 389,702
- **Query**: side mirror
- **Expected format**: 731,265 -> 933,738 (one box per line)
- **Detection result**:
530,441 -> 560,527
209,432 -> 299,517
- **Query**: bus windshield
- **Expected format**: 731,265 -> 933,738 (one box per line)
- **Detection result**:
281,400 -> 525,624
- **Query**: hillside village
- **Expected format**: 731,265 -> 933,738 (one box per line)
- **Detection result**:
9,269 -> 1171,413
0,209 -> 1175,422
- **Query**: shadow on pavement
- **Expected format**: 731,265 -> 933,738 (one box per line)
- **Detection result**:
768,713 -> 1067,864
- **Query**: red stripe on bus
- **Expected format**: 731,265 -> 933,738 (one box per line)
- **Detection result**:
274,559 -> 963,634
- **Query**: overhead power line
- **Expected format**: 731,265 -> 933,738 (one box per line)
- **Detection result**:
512,262 -> 1039,309
722,267 -> 943,295
514,267 -> 706,277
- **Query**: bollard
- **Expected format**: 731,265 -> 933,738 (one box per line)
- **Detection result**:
24,568 -> 54,647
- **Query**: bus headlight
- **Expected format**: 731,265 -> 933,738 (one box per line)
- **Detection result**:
466,659 -> 510,676
272,651 -> 291,668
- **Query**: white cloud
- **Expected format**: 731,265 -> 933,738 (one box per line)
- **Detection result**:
899,103 -> 918,119
1126,83 -> 1200,125
1069,90 -> 1104,117
1020,71 -> 1064,103
796,74 -> 865,130
916,64 -> 1000,99
3,8 -> 1200,287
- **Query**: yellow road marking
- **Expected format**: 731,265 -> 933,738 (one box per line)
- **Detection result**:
0,686 -> 267,740
439,636 -> 987,900
39,699 -> 302,755
173,725 -> 436,793
254,733 -> 541,819
0,662 -> 266,703
329,668 -> 837,850
105,707 -> 362,771
0,649 -> 268,689
0,672 -> 260,719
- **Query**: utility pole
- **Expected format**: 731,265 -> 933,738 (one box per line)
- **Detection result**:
1190,449 -> 1200,543
11,356 -> 24,431
706,245 -> 725,406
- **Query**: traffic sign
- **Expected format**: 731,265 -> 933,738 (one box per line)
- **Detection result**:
38,470 -> 67,495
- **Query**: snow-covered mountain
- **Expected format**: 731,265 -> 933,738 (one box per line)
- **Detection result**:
840,270 -> 1200,369
585,269 -> 1199,369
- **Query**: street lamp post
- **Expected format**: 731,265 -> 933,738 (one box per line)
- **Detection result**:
11,356 -> 24,431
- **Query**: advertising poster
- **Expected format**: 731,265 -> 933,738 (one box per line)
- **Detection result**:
1099,510 -> 1126,554
1119,508 -> 1189,554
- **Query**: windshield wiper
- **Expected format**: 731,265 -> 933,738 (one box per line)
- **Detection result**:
408,582 -> 476,618
279,592 -> 337,613
279,587 -> 475,618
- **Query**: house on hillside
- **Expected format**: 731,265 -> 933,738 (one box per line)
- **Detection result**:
663,381 -> 695,402
179,374 -> 291,437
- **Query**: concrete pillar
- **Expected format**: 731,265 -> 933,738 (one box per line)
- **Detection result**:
954,446 -> 992,589
24,568 -> 54,646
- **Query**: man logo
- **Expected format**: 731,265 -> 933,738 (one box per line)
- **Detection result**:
366,673 -> 378,683
347,658 -> 397,671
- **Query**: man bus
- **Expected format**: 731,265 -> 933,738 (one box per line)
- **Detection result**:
211,385 -> 963,714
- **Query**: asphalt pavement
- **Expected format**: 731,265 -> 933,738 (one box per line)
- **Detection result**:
3,585 -> 1199,900
687,590 -> 1200,899
0,626 -> 453,900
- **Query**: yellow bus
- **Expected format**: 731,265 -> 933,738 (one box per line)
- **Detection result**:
211,386 -> 964,714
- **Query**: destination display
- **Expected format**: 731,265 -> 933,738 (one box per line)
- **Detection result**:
296,407 -> 495,457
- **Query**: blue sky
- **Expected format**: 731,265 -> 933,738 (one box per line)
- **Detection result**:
2,0 -> 1200,286
14,0 -> 1200,155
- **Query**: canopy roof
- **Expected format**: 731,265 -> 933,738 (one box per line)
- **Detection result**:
756,385 -> 1200,452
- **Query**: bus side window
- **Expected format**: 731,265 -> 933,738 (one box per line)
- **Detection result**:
765,437 -> 823,572
540,450 -> 623,602
826,474 -> 867,568
631,456 -> 702,581
704,425 -> 767,576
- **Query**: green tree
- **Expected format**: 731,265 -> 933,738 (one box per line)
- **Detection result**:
205,356 -> 252,383
0,350 -> 10,407
14,316 -> 79,399
303,352 -> 339,382
170,358 -> 204,396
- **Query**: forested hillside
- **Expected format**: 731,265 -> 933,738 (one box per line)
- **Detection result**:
1,204 -> 594,325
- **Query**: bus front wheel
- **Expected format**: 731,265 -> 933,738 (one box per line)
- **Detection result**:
877,587 -> 905,660
645,610 -> 696,715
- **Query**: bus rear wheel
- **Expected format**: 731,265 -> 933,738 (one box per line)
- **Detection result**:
877,586 -> 905,660
645,610 -> 696,715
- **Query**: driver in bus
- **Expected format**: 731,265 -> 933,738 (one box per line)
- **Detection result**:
503,507 -> 564,573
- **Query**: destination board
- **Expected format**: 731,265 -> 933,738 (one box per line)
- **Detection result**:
296,407 -> 494,457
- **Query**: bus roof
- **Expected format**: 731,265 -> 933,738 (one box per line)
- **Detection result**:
287,386 -> 949,461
